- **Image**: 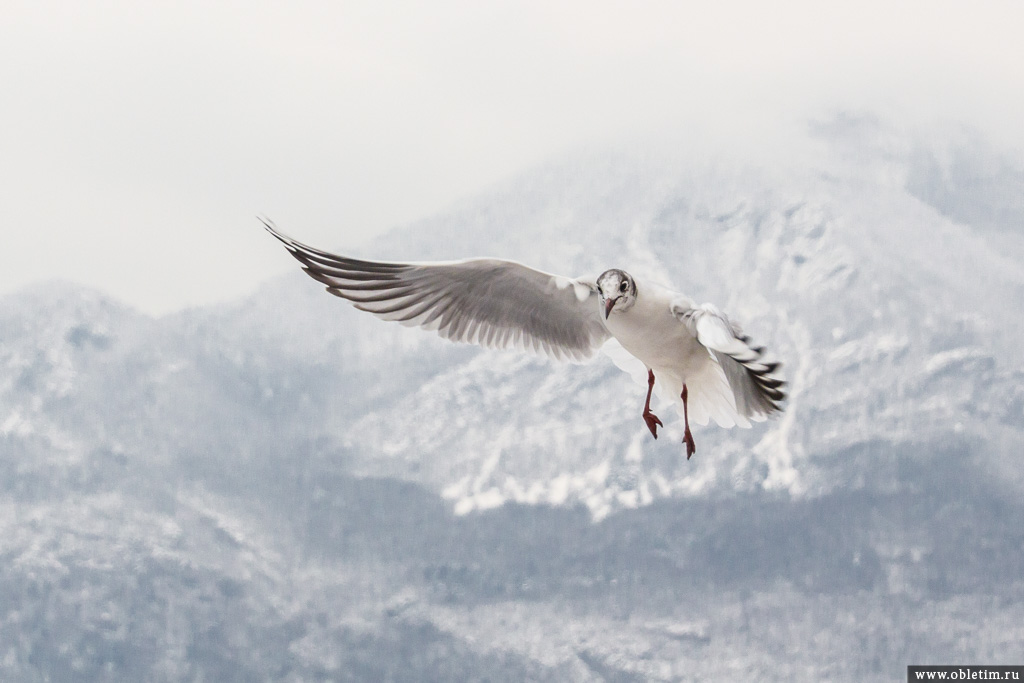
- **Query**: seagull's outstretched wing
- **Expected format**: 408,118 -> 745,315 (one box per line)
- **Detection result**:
674,302 -> 786,422
264,220 -> 611,361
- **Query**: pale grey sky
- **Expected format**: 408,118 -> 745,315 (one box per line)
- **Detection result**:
3,1 -> 1022,314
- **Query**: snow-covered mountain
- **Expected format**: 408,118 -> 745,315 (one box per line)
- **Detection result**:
252,114 -> 1024,518
2,115 -> 1023,680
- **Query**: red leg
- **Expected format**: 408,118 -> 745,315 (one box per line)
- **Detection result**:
642,369 -> 663,439
681,384 -> 696,459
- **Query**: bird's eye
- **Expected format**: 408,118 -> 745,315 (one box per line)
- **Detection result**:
619,281 -> 628,292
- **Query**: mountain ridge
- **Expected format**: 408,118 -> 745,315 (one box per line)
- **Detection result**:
2,118 -> 1022,678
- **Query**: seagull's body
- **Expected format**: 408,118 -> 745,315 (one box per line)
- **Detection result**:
604,280 -> 707,380
264,220 -> 785,459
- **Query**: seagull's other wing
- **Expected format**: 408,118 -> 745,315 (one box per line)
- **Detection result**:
264,220 -> 610,361
674,302 -> 786,422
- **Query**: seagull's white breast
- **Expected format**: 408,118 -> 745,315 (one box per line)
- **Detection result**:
604,283 -> 707,379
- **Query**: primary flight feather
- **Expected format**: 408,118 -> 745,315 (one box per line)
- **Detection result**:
264,219 -> 785,459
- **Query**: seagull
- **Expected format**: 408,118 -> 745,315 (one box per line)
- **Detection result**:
263,219 -> 785,459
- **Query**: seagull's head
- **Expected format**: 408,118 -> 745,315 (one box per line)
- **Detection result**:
596,269 -> 637,319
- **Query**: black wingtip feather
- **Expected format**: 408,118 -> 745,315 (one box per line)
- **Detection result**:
734,350 -> 788,415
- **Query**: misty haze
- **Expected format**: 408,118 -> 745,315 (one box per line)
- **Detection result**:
4,2 -> 1024,679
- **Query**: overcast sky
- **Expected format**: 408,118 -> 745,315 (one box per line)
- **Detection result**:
3,1 -> 1022,315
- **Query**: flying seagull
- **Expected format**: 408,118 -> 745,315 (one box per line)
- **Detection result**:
263,219 -> 785,459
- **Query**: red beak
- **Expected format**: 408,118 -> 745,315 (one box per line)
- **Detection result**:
604,297 -> 616,319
